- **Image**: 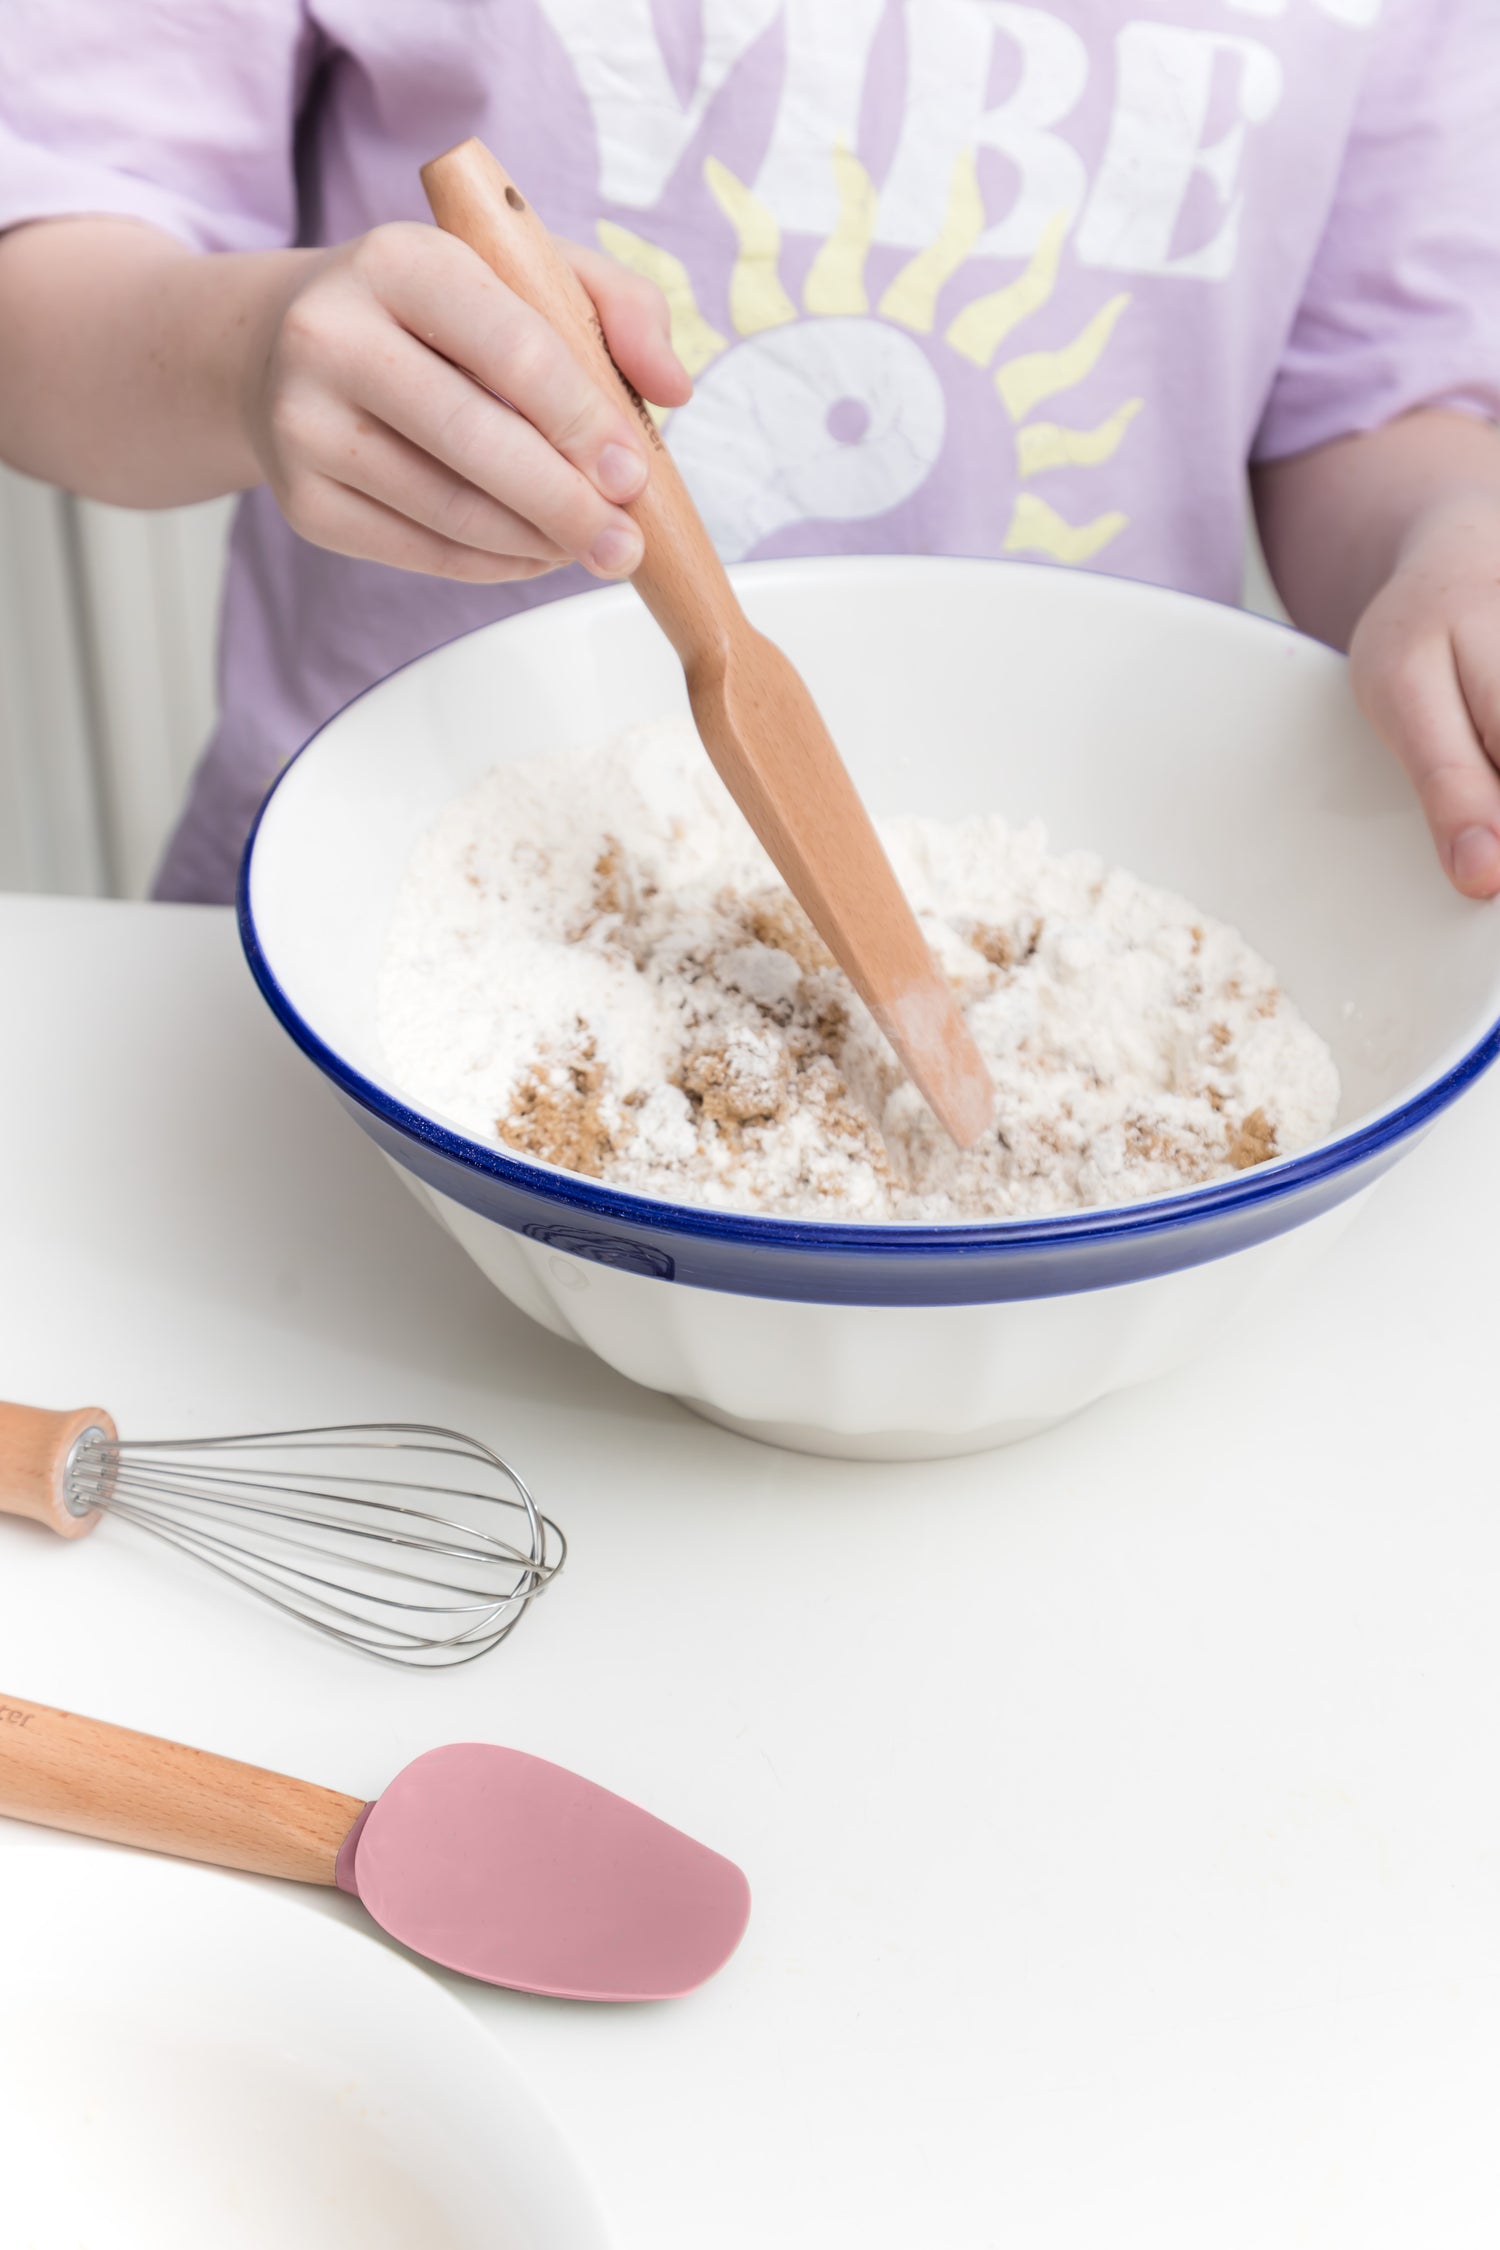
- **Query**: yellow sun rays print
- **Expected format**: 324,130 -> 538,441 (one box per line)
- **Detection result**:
598,146 -> 1141,569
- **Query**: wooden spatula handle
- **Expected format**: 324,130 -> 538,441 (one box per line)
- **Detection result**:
0,1695 -> 364,1885
421,137 -> 736,672
0,1401 -> 116,1540
421,136 -> 996,1151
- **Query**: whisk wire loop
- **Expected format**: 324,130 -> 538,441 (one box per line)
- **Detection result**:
64,1422 -> 565,1669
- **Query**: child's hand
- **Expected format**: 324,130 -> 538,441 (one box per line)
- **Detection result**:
242,223 -> 691,585
1350,499 -> 1500,897
1256,417 -> 1500,901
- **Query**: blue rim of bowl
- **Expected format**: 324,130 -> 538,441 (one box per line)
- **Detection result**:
236,559 -> 1500,1263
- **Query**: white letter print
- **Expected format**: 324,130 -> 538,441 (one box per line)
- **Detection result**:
753,0 -> 887,236
1076,25 -> 1283,279
878,0 -> 1088,254
534,0 -> 780,210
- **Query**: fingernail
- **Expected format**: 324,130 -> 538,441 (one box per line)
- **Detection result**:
595,443 -> 646,502
1452,825 -> 1500,893
590,522 -> 643,576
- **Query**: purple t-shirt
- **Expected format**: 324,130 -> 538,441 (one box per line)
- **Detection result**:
4,0 -> 1499,903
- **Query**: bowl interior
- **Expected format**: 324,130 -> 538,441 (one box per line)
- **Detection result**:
247,556 -> 1500,1167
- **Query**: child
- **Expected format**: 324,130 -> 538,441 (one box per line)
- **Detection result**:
2,1 -> 1498,906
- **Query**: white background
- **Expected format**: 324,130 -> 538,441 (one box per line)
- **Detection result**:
0,468 -> 231,897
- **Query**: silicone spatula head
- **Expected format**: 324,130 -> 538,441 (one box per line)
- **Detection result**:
339,1743 -> 750,2001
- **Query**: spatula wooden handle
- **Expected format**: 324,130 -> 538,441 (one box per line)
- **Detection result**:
421,137 -> 737,673
0,1401 -> 116,1540
0,1695 -> 364,1885
421,137 -> 996,1150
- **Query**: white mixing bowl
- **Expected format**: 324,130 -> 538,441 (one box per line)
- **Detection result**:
241,557 -> 1500,1459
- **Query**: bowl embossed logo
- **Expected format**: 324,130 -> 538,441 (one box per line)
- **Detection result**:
522,1223 -> 676,1282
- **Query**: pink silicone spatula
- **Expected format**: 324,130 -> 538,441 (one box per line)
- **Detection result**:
0,1695 -> 749,2001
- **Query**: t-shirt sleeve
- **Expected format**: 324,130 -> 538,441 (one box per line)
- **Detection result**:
1255,0 -> 1500,461
0,0 -> 320,255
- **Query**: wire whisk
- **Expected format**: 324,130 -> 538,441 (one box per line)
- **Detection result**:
0,1404 -> 565,1669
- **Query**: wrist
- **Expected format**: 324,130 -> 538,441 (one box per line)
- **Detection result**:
1391,487 -> 1500,574
198,248 -> 326,489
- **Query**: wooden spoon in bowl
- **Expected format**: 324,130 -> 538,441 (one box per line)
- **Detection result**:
421,138 -> 994,1149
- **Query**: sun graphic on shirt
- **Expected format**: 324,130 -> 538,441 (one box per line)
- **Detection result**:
599,146 -> 1140,567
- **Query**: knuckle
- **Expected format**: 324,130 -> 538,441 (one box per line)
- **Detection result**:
1420,763 -> 1488,825
348,221 -> 423,293
1387,647 -> 1442,719
525,460 -> 607,547
624,268 -> 668,318
561,494 -> 616,559
494,323 -> 558,402
278,258 -> 354,341
266,384 -> 321,464
276,291 -> 332,363
550,391 -> 611,460
275,463 -> 323,531
434,479 -> 495,547
430,386 -> 495,466
347,236 -> 387,295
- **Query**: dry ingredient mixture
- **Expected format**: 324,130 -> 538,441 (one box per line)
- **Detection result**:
377,718 -> 1340,1222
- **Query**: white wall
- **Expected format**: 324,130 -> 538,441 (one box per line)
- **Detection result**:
0,467 -> 106,893
0,466 -> 231,897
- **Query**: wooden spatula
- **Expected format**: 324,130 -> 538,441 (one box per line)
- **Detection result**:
0,1695 -> 750,2001
421,138 -> 995,1149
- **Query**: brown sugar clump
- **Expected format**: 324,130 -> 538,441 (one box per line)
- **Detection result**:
1124,1117 -> 1207,1180
590,838 -> 629,919
739,891 -> 836,976
965,921 -> 1016,969
1226,1107 -> 1277,1170
966,916 -> 1044,969
678,1038 -> 789,1128
808,995 -> 848,1048
498,1034 -> 624,1178
568,837 -> 637,943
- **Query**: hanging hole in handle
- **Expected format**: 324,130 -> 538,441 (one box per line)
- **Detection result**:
505,187 -> 525,211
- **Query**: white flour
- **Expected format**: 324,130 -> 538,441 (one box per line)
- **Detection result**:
376,718 -> 1340,1222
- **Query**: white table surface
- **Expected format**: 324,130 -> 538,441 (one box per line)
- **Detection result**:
3,893 -> 1499,2248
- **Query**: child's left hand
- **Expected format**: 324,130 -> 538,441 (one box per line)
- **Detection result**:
1255,414 -> 1500,901
1350,497 -> 1500,898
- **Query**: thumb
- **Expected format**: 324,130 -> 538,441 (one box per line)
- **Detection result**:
1351,614 -> 1500,899
564,243 -> 694,411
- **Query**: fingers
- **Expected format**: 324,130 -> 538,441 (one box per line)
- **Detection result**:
291,303 -> 642,577
281,473 -> 559,584
1453,623 -> 1500,891
255,221 -> 693,586
1352,612 -> 1500,897
565,244 -> 694,411
354,225 -> 652,503
319,404 -> 568,564
360,322 -> 642,575
1454,609 -> 1500,762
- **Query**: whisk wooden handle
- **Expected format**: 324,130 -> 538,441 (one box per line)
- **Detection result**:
0,1402 -> 116,1540
420,137 -> 739,671
0,1695 -> 365,1884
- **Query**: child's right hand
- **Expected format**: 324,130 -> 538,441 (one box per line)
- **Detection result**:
242,222 -> 692,584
